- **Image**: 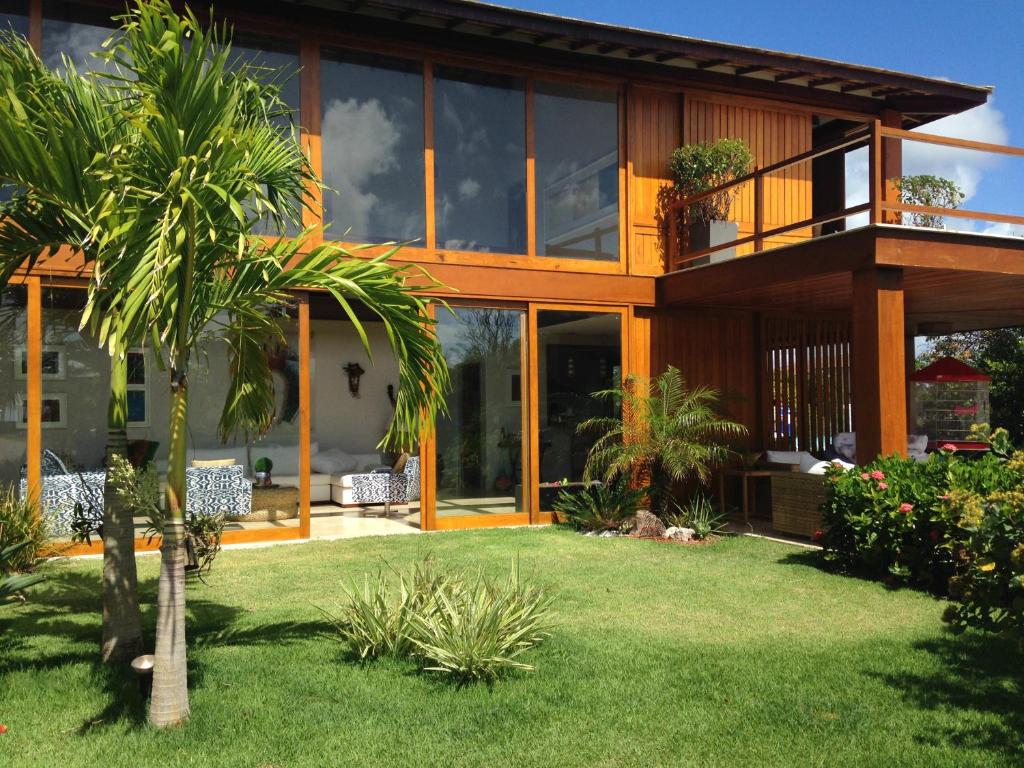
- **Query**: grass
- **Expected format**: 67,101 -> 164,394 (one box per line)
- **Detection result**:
1,528 -> 1021,767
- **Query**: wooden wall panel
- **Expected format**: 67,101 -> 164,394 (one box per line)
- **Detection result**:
645,307 -> 760,448
683,96 -> 813,255
628,88 -> 680,276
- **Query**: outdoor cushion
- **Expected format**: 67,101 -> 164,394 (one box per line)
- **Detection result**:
766,450 -> 814,466
192,458 -> 236,468
833,433 -> 857,461
803,458 -> 855,475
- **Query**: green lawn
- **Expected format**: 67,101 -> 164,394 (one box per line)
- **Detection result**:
1,529 -> 1020,767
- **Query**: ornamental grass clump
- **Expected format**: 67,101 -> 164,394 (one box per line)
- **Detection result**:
552,477 -> 644,533
322,557 -> 554,682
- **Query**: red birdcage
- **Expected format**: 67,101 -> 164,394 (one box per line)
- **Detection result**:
909,357 -> 991,450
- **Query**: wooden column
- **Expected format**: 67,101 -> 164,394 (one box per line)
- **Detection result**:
851,267 -> 907,461
881,109 -> 903,225
299,40 -> 323,245
298,295 -> 311,538
25,278 -> 41,512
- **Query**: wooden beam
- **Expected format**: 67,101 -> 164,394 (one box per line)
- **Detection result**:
851,267 -> 907,460
697,58 -> 730,70
881,109 -> 902,225
423,60 -> 436,250
775,72 -> 807,84
28,0 -> 41,54
735,65 -> 770,76
525,78 -> 536,258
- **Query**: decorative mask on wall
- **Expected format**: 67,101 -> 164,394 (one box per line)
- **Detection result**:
343,362 -> 366,397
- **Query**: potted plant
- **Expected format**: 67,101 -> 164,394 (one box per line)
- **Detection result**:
668,138 -> 753,261
253,457 -> 274,487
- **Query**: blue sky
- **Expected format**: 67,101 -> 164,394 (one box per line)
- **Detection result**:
508,0 -> 1024,230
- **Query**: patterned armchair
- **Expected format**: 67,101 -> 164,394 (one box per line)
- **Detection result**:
349,455 -> 420,515
19,451 -> 252,537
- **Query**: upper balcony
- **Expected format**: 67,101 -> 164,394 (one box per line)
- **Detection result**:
659,121 -> 1024,334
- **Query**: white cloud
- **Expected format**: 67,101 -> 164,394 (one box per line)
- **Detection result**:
321,97 -> 400,236
845,102 -> 1009,230
457,177 -> 481,201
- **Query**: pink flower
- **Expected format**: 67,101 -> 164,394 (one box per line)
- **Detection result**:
860,472 -> 870,480
940,493 -> 951,501
941,443 -> 958,453
812,529 -> 825,541
870,470 -> 886,481
878,482 -> 889,490
899,503 -> 914,514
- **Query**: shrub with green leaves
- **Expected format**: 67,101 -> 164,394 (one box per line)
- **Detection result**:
668,138 -> 753,222
822,449 -> 1021,592
943,484 -> 1024,644
0,539 -> 44,608
323,557 -> 554,682
0,483 -> 50,573
553,477 -> 644,533
667,494 -> 727,540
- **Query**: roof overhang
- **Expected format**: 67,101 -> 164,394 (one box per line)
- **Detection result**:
260,0 -> 991,126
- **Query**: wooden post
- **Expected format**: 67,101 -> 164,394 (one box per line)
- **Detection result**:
298,295 -> 311,539
851,267 -> 907,461
868,120 -> 882,225
25,278 -> 41,514
881,109 -> 903,225
299,40 -> 322,246
28,0 -> 41,54
753,170 -> 764,252
423,61 -> 436,251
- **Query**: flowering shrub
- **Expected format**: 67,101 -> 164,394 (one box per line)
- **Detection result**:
943,486 -> 1024,645
821,449 -> 1019,592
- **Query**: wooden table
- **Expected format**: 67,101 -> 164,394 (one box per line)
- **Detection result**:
240,484 -> 299,522
717,469 -> 774,525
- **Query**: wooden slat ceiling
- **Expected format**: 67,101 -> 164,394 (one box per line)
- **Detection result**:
285,0 -> 992,126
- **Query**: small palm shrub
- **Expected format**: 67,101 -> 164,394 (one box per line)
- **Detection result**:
323,558 -> 554,682
667,494 -> 727,540
0,484 -> 50,573
553,477 -> 644,532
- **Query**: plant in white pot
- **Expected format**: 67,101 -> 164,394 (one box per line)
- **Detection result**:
668,138 -> 753,263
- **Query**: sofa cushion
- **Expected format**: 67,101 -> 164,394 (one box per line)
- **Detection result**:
766,450 -> 813,466
310,447 -> 357,474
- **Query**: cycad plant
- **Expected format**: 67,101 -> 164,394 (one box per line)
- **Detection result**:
580,366 -> 746,517
0,1 -> 449,727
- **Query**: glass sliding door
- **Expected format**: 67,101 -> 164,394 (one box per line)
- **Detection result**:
536,309 -> 622,511
435,307 -> 526,519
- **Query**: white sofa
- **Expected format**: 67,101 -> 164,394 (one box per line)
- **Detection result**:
156,441 -> 383,504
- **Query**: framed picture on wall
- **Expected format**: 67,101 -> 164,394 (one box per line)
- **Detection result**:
16,393 -> 68,429
14,346 -> 66,380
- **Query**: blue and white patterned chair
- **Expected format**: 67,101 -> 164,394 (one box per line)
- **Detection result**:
349,455 -> 420,515
19,450 -> 105,538
185,464 -> 252,519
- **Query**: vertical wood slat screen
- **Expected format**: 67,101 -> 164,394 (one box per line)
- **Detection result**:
762,314 -> 852,453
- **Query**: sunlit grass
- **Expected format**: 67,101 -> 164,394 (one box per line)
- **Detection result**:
1,528 -> 1020,767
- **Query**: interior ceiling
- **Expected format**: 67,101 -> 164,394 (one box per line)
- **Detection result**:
253,0 -> 991,127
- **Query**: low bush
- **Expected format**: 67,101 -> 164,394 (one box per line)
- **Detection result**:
666,494 -> 727,540
0,484 -> 51,573
821,449 -> 1019,592
0,539 -> 44,608
553,477 -> 644,533
322,557 -> 554,682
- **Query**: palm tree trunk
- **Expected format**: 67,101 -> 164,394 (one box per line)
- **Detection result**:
149,369 -> 190,727
101,355 -> 143,663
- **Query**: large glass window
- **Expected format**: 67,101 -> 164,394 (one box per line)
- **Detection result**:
320,50 -> 425,245
434,67 -> 526,254
42,3 -> 119,76
0,287 -> 26,489
435,308 -> 525,518
535,83 -> 619,261
536,310 -> 621,510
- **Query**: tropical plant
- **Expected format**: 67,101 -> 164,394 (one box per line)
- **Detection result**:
406,562 -> 554,682
579,366 -> 747,518
666,494 -> 728,540
552,477 -> 644,533
0,484 -> 49,573
0,540 -> 44,608
322,558 -> 554,682
668,138 -> 754,222
0,1 -> 449,727
892,174 -> 965,228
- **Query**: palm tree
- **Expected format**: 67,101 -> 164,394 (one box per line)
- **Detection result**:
0,0 -> 449,728
0,29 -> 144,662
580,366 -> 747,517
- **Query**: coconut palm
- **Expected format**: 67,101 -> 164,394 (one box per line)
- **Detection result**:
580,366 -> 747,517
0,0 -> 449,727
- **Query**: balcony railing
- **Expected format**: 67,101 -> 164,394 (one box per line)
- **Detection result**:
665,121 -> 1024,271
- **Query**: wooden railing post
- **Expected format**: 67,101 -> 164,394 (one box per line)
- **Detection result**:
868,119 -> 882,225
667,198 -> 678,269
753,169 -> 764,252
